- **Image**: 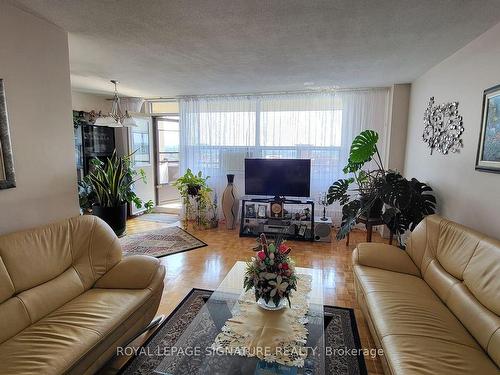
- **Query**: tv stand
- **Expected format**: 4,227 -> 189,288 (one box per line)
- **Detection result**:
239,197 -> 315,241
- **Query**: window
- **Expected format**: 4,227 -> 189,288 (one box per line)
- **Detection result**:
198,111 -> 256,146
158,117 -> 180,162
149,101 -> 179,114
260,110 -> 342,147
179,90 -> 389,204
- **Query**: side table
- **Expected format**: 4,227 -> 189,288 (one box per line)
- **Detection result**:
346,216 -> 393,246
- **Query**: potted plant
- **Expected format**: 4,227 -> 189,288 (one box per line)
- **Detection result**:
78,151 -> 153,236
173,169 -> 213,228
244,234 -> 298,310
327,130 -> 436,246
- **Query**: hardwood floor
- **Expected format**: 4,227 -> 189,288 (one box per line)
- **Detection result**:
104,217 -> 386,374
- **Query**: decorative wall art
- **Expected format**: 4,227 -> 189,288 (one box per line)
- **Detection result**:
0,79 -> 16,189
422,97 -> 464,155
476,84 -> 500,173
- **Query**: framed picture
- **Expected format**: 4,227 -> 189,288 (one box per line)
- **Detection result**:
476,84 -> 500,173
0,79 -> 16,189
245,203 -> 256,218
298,224 -> 307,237
257,204 -> 267,218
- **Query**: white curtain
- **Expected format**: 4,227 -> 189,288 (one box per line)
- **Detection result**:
179,89 -> 389,218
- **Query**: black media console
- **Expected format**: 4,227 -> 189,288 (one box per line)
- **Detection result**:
239,196 -> 315,241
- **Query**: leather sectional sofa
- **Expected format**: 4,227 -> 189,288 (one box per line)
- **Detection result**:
0,216 -> 165,374
353,214 -> 499,374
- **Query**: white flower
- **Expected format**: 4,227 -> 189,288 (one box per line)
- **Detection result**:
268,275 -> 289,297
259,272 -> 277,280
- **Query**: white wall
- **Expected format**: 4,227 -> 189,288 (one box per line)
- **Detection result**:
0,2 -> 79,235
405,22 -> 500,238
71,91 -> 110,113
386,84 -> 411,173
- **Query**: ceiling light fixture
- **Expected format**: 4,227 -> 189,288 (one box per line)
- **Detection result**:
94,80 -> 138,127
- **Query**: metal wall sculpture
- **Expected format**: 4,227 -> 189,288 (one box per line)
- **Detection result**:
422,97 -> 464,155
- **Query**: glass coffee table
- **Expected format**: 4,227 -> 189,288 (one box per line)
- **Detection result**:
154,261 -> 325,375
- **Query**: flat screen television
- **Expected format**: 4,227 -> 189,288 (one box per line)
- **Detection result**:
245,158 -> 311,198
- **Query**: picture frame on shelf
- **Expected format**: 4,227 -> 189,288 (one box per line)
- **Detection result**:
298,224 -> 307,237
245,203 -> 256,218
476,84 -> 500,173
257,204 -> 267,218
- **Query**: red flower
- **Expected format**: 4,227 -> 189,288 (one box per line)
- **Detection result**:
279,244 -> 288,253
282,263 -> 289,270
257,251 -> 266,261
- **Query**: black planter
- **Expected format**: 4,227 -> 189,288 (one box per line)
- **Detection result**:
360,196 -> 384,219
92,203 -> 127,237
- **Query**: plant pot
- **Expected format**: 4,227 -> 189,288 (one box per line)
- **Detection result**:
257,297 -> 287,311
92,203 -> 127,237
187,184 -> 201,197
360,196 -> 384,219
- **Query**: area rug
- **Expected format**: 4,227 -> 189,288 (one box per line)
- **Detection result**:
135,213 -> 180,225
120,227 -> 207,258
120,289 -> 367,375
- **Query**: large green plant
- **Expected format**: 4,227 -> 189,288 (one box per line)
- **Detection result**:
78,151 -> 152,210
327,130 -> 436,245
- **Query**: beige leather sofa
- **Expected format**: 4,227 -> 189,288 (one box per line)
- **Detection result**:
353,215 -> 499,374
0,216 -> 165,374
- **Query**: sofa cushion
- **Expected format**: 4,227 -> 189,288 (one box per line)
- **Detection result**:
382,335 -> 499,375
354,243 -> 421,277
0,288 -> 151,374
354,264 -> 427,295
355,266 -> 480,350
42,288 -> 151,334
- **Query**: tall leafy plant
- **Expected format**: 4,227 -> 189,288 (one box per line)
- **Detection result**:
78,151 -> 151,210
327,130 -> 436,246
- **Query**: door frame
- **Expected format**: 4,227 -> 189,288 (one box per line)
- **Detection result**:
152,114 -> 180,206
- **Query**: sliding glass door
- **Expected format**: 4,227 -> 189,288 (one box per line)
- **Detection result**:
154,115 -> 181,207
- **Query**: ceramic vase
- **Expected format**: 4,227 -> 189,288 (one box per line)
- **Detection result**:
222,174 -> 238,229
257,297 -> 287,311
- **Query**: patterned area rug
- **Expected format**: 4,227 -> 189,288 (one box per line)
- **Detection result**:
120,289 -> 367,375
120,227 -> 207,258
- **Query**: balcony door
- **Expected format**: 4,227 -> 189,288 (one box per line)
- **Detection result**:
154,116 -> 181,210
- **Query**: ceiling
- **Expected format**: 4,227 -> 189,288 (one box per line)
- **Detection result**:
13,0 -> 500,97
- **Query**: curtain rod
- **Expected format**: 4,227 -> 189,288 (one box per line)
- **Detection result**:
144,86 -> 390,101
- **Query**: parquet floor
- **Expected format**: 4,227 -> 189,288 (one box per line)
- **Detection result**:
103,217 -> 386,374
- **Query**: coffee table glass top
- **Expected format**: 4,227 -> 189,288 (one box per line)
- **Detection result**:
154,261 -> 324,375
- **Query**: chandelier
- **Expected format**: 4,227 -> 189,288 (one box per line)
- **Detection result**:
94,80 -> 138,127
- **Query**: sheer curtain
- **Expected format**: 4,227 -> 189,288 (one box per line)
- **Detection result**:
179,89 -> 389,218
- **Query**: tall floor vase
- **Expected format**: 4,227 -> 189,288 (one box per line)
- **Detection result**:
222,174 -> 238,230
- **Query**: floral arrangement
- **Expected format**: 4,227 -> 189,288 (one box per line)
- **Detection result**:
244,234 -> 298,307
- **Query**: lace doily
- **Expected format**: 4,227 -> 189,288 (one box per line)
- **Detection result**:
212,274 -> 313,367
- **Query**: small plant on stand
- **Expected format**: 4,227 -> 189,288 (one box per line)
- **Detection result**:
244,233 -> 298,310
173,169 -> 213,229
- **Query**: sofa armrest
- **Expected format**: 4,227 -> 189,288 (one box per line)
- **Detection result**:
353,243 -> 421,277
94,255 -> 163,289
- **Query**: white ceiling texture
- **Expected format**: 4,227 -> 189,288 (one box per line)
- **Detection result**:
13,0 -> 500,97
